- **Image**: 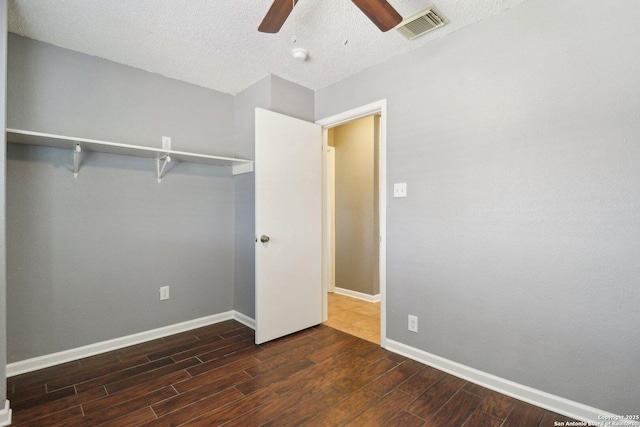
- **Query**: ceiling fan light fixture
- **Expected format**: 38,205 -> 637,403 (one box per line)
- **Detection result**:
291,47 -> 309,61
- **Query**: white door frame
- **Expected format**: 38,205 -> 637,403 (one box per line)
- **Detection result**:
316,99 -> 388,348
327,146 -> 336,293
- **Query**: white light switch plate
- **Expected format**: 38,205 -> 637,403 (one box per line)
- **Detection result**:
394,183 -> 407,198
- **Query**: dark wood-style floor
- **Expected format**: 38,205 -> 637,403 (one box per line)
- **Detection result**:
8,320 -> 578,426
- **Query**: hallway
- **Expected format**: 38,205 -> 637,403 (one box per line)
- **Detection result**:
324,293 -> 380,344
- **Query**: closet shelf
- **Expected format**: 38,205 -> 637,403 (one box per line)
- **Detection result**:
6,128 -> 254,181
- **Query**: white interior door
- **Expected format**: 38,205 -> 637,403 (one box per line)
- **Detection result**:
255,108 -> 323,344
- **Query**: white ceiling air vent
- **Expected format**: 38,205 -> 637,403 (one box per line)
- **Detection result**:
395,5 -> 449,40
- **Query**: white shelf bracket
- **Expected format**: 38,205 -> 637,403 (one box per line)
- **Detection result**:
156,153 -> 171,183
73,144 -> 81,178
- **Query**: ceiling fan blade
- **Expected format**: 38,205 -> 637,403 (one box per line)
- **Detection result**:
258,0 -> 300,33
351,0 -> 402,32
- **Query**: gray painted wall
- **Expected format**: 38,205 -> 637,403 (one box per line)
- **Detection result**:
8,35 -> 234,154
6,34 -> 316,359
7,35 -> 236,361
233,76 -> 270,319
233,74 -> 315,319
0,0 -> 8,405
331,116 -> 379,295
316,0 -> 640,415
270,75 -> 314,122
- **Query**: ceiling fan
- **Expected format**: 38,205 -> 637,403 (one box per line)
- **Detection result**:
258,0 -> 403,33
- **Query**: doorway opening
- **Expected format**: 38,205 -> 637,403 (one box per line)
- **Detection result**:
324,117 -> 380,344
317,100 -> 388,347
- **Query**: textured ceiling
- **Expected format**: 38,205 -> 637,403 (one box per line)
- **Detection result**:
8,0 -> 527,95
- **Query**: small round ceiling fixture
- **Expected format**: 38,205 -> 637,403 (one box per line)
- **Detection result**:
291,48 -> 309,61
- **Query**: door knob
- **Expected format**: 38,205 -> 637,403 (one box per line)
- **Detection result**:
260,235 -> 270,243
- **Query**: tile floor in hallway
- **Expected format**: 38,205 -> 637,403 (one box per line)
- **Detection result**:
324,292 -> 381,344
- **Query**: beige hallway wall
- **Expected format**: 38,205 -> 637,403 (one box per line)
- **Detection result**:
329,116 -> 379,296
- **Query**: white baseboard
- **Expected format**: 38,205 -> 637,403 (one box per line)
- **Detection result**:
386,339 -> 639,426
7,311 -> 255,377
0,400 -> 11,426
233,310 -> 256,329
334,287 -> 380,303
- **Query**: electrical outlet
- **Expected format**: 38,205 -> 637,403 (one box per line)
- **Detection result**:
394,183 -> 407,198
160,286 -> 170,301
162,136 -> 172,151
408,315 -> 418,333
